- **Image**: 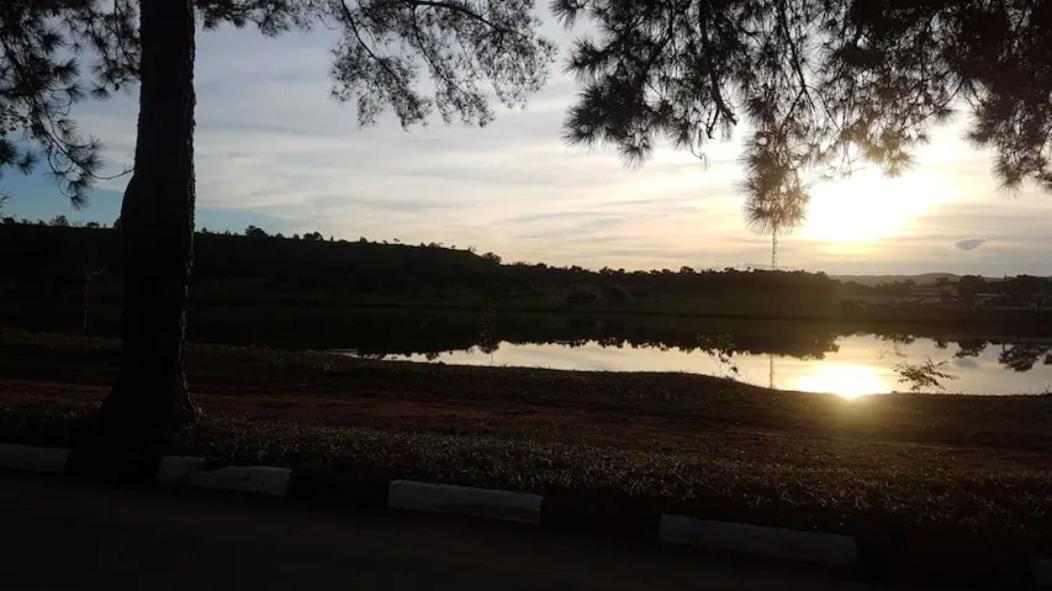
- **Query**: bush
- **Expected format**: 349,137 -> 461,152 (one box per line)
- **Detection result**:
565,288 -> 598,306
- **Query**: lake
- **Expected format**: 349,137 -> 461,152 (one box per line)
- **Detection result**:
5,301 -> 1051,396
376,333 -> 1052,397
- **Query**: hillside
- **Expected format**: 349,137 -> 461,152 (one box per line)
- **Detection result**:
2,222 -> 1051,342
0,222 -> 841,312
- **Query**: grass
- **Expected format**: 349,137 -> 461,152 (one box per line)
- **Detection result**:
1,328 -> 1051,552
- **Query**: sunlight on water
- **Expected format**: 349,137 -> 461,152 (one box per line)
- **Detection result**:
379,334 -> 1052,396
791,364 -> 893,399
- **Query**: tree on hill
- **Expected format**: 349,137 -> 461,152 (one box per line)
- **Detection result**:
556,1 -> 1052,261
957,275 -> 986,306
244,225 -> 268,238
1,1 -> 555,434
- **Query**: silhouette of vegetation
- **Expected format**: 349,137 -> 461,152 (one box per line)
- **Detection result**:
696,332 -> 739,378
955,338 -> 987,359
4,332 -> 1052,553
895,358 -> 958,392
0,220 -> 853,314
998,343 -> 1052,372
5,221 -> 1052,321
2,221 -> 1051,387
876,280 -> 916,297
745,187 -> 806,270
477,308 -> 499,360
957,275 -> 986,306
557,1 -> 1052,239
1,1 -> 556,431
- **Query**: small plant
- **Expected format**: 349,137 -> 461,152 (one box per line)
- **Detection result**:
477,309 -> 499,362
894,358 -> 958,392
696,332 -> 739,378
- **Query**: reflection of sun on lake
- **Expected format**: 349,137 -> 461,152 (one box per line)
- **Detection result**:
381,334 -> 1052,397
791,364 -> 892,399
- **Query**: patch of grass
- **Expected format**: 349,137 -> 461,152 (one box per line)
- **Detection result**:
1,329 -> 1051,553
0,405 -> 1049,552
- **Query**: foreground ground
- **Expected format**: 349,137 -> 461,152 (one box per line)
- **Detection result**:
1,330 -> 1050,554
0,471 -> 918,590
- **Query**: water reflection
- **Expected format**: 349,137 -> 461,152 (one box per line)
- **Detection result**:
378,332 -> 1052,396
792,364 -> 892,399
11,301 -> 1048,396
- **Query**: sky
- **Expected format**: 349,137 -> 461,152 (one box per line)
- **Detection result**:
3,10 -> 1051,276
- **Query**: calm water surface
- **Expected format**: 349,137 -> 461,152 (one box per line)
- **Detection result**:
377,334 -> 1052,397
9,300 -> 1050,397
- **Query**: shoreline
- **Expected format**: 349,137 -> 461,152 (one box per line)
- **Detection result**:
1,329 -> 1050,554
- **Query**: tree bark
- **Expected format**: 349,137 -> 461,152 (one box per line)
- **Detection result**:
100,0 -> 199,432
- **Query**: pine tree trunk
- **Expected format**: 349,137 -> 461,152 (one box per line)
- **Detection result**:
100,0 -> 199,432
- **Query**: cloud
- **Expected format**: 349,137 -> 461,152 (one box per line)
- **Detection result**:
955,238 -> 987,251
7,11 -> 1052,276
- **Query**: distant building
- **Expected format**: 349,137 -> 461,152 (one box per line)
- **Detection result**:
975,292 -> 1008,307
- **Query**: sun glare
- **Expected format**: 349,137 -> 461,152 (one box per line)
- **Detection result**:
792,364 -> 892,399
800,171 -> 951,244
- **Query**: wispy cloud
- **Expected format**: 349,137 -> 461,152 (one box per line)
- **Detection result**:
955,238 -> 987,251
4,14 -> 1051,276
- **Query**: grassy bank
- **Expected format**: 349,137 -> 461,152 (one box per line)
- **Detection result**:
1,329 -> 1050,551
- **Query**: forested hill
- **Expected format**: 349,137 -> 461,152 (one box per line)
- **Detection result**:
1,221 -> 841,315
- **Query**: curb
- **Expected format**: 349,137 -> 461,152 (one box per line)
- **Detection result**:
0,443 -> 1047,586
388,480 -> 543,524
0,443 -> 70,473
157,456 -> 291,497
1036,559 -> 1052,588
658,514 -> 856,566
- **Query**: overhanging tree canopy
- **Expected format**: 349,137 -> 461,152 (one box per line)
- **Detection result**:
1,0 -> 555,432
1,0 -> 555,199
555,0 -> 1052,243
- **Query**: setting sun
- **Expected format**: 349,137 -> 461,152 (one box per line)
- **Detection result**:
800,171 -> 952,244
792,364 -> 892,399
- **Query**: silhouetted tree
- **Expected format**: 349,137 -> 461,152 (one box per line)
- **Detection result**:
957,275 -> 986,305
955,338 -> 988,359
1004,275 -> 1040,305
745,190 -> 805,270
895,358 -> 957,392
244,224 -> 268,238
49,215 -> 70,227
2,1 -> 555,433
477,308 -> 499,361
557,1 -> 1052,241
998,343 -> 1052,372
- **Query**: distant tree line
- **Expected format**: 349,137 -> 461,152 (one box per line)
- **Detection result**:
1,219 -> 842,306
4,219 -> 1050,313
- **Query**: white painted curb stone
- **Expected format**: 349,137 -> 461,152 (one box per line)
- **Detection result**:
187,466 -> 292,497
1035,558 -> 1052,587
156,456 -> 207,486
156,456 -> 290,497
388,480 -> 543,524
659,515 -> 857,566
0,444 -> 70,473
